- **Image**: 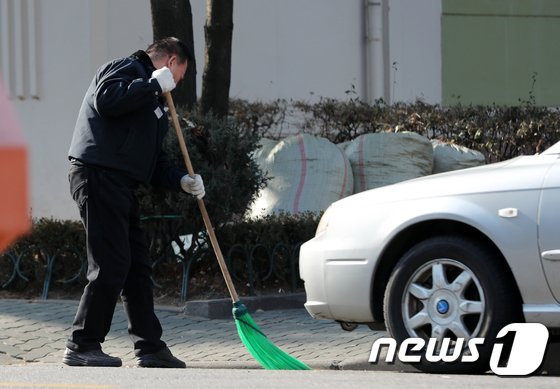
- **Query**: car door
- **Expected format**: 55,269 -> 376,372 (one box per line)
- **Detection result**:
538,159 -> 560,302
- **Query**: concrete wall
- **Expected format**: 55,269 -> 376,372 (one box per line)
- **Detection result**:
3,0 -> 151,220
388,0 -> 442,103
190,0 -> 366,101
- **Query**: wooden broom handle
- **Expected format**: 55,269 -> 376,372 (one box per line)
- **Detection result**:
165,93 -> 240,303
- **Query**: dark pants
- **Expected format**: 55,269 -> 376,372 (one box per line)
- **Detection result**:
67,163 -> 166,356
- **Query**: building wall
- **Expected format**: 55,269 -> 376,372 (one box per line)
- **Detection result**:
204,0 -> 441,104
188,0 -> 370,102
3,0 -> 152,220
388,0 -> 442,104
442,0 -> 560,106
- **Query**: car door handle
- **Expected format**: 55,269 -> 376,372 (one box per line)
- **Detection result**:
541,250 -> 560,261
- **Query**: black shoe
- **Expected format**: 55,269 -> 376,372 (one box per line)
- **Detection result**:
62,348 -> 122,367
137,347 -> 186,368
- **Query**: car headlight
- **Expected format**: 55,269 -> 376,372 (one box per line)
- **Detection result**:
315,206 -> 332,236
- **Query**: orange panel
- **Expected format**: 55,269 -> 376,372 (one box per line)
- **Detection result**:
0,147 -> 29,252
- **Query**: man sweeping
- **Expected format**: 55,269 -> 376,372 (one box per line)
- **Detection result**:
64,37 -> 204,368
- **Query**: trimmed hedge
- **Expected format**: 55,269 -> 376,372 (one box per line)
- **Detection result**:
232,97 -> 560,163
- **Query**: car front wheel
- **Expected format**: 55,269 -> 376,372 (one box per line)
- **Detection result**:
383,235 -> 520,373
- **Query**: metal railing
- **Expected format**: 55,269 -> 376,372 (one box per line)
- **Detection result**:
0,245 -> 86,299
0,239 -> 305,301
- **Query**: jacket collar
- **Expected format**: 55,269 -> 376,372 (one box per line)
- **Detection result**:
130,50 -> 156,73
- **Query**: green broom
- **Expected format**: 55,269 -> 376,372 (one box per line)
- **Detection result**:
166,94 -> 310,370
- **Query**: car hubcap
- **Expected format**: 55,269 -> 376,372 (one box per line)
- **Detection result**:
402,259 -> 486,345
436,299 -> 449,315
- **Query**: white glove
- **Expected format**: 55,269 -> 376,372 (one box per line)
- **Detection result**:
180,174 -> 205,199
151,66 -> 176,94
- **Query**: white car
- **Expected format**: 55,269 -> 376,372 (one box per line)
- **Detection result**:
299,142 -> 560,373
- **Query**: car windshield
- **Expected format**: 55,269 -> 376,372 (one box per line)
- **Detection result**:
542,141 -> 560,155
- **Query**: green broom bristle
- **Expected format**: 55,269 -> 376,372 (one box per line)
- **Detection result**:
233,302 -> 311,370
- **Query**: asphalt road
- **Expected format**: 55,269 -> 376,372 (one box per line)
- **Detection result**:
0,365 -> 559,389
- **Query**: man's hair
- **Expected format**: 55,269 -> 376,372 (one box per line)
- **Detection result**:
146,37 -> 193,64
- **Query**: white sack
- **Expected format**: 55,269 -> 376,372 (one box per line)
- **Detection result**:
248,134 -> 353,218
345,132 -> 433,192
431,140 -> 486,173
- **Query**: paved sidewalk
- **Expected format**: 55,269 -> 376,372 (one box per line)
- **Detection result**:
0,299 -> 384,370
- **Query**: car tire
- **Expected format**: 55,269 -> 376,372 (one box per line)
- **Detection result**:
383,235 -> 520,373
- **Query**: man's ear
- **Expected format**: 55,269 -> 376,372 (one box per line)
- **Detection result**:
167,55 -> 177,67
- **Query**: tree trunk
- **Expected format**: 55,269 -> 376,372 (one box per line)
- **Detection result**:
150,0 -> 197,108
200,0 -> 233,117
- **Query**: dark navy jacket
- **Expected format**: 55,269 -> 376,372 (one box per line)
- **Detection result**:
68,50 -> 185,191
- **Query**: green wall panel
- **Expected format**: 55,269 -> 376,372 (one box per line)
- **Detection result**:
444,0 -> 560,16
442,0 -> 560,106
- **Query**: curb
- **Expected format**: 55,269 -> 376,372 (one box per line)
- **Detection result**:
0,294 -> 307,319
183,293 -> 307,319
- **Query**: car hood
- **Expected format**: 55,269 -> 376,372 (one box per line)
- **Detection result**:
335,153 -> 558,209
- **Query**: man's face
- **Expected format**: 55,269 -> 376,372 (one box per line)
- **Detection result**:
166,55 -> 188,84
